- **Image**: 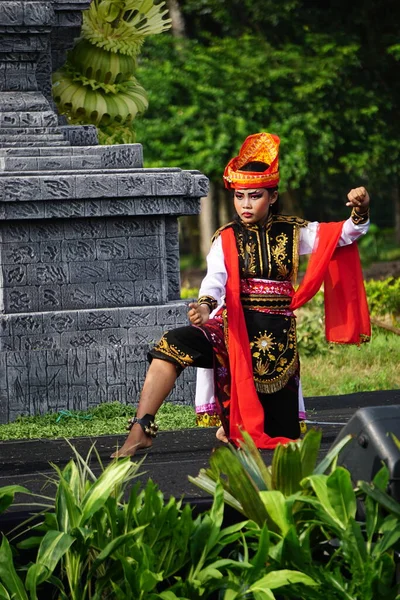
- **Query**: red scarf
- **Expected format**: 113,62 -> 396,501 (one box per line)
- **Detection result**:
221,221 -> 370,449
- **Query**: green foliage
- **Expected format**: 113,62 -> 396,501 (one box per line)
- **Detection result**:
0,448 -> 317,600
191,430 -> 400,599
365,276 -> 400,321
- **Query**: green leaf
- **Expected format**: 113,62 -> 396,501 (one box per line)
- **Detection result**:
209,446 -> 268,526
303,474 -> 345,528
314,434 -> 352,475
80,458 -> 134,523
88,528 -> 147,576
0,536 -> 28,600
0,582 -> 10,600
249,569 -> 318,591
259,491 -> 291,534
358,481 -> 400,517
272,443 -> 303,496
250,523 -> 270,574
327,467 -> 357,526
300,428 -> 322,478
372,524 -> 400,556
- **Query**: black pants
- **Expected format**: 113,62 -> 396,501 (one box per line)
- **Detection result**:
149,325 -> 300,439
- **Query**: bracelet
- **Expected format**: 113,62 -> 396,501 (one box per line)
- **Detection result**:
126,414 -> 158,437
351,207 -> 370,225
197,295 -> 218,313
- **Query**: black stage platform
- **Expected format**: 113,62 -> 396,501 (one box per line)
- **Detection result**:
1,390 -> 399,530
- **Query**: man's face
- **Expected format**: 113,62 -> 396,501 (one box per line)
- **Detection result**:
233,188 -> 278,224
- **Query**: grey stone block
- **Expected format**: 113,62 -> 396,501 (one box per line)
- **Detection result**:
2,241 -> 40,264
106,347 -> 126,385
11,314 -> 43,336
40,174 -> 76,199
68,349 -> 87,385
65,219 -> 106,240
22,334 -> 60,351
62,330 -> 102,349
117,173 -> 154,197
119,307 -> 157,328
108,259 -> 145,282
128,235 -> 160,259
31,221 -> 64,241
0,317 -> 11,337
28,351 -> 48,386
70,261 -> 108,283
98,144 -> 143,169
43,311 -> 78,334
78,309 -> 119,331
61,283 -> 96,309
45,200 -> 85,218
30,263 -> 69,285
97,238 -> 128,260
4,286 -> 38,313
107,384 -> 127,404
102,327 -> 128,347
128,325 -> 163,346
95,281 -> 135,307
2,264 -> 27,286
75,174 -> 118,199
134,282 -> 165,305
38,285 -> 62,311
68,385 -> 88,411
39,242 -> 61,264
61,239 -> 96,262
4,202 -> 44,220
106,217 -> 145,237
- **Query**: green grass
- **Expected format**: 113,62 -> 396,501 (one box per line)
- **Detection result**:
301,327 -> 400,396
0,402 -> 196,441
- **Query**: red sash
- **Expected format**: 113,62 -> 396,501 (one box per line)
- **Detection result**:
220,222 -> 370,449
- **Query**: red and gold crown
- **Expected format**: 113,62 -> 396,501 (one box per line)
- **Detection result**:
223,132 -> 280,189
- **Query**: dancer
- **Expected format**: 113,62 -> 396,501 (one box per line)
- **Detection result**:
112,132 -> 370,458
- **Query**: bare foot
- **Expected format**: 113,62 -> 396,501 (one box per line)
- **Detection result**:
216,425 -> 228,444
111,423 -> 153,458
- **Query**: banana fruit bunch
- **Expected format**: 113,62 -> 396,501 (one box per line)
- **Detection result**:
52,0 -> 171,131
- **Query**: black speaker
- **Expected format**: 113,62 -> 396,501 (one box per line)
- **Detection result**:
332,405 -> 400,502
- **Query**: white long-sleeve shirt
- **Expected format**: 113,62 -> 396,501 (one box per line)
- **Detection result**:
198,217 -> 370,306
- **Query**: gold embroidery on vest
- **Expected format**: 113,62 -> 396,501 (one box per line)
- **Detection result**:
271,233 -> 289,279
245,238 -> 257,275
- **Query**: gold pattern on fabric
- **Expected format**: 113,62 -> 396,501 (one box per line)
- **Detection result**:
248,316 -> 298,393
196,413 -> 222,427
153,334 -> 195,368
271,233 -> 289,279
231,215 -> 305,283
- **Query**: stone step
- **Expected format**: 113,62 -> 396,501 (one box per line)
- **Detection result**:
0,144 -> 144,169
0,111 -> 59,128
0,134 -> 66,142
0,127 -> 63,136
0,153 -> 102,172
0,141 -> 71,148
0,92 -> 52,113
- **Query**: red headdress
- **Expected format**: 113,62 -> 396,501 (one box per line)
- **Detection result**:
223,132 -> 280,189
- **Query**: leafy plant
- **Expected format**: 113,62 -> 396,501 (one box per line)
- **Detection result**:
190,429 -> 400,599
52,0 -> 171,143
364,276 -> 400,324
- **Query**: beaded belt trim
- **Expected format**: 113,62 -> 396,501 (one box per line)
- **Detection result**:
241,294 -> 292,310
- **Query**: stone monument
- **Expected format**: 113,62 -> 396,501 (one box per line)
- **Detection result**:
0,0 -> 208,423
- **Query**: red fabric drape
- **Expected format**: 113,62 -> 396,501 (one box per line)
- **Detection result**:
290,221 -> 371,343
220,221 -> 371,449
221,228 -> 293,448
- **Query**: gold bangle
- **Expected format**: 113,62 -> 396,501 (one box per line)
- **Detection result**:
197,295 -> 218,312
